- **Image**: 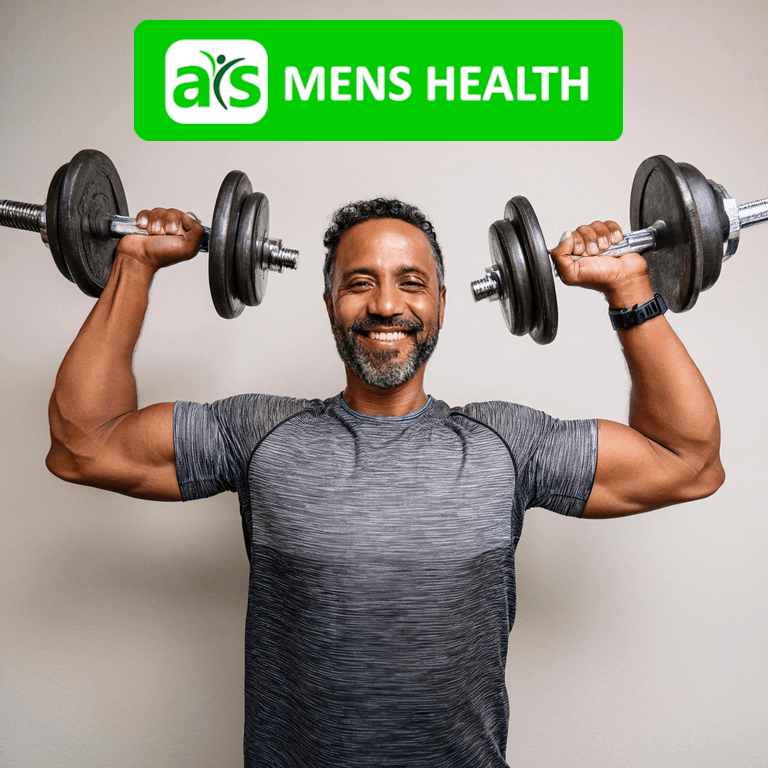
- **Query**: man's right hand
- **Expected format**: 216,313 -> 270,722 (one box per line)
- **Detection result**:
119,207 -> 205,273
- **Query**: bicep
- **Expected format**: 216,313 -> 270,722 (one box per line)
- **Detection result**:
583,419 -> 694,518
108,402 -> 181,499
57,402 -> 182,501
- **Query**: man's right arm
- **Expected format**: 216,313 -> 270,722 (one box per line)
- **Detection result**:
45,208 -> 203,501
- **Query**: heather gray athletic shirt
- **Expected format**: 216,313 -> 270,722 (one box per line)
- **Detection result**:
173,393 -> 597,767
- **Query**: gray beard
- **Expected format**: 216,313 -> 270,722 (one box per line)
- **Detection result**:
331,312 -> 440,389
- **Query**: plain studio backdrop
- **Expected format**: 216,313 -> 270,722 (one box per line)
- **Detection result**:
1,2 -> 766,767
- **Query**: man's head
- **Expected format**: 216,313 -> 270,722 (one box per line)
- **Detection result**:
323,199 -> 446,390
323,199 -> 445,294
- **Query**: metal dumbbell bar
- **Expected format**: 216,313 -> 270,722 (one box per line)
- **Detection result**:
0,149 -> 299,319
471,155 -> 768,344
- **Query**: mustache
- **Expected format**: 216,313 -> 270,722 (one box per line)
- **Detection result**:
348,316 -> 424,334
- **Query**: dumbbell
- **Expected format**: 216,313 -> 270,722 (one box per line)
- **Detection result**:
0,149 -> 299,319
470,155 -> 768,344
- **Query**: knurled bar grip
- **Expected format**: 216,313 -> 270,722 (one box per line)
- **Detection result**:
737,198 -> 768,229
0,200 -> 45,231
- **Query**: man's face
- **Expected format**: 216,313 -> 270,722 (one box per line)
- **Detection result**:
324,218 -> 446,390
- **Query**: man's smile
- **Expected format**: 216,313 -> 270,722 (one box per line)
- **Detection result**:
349,317 -> 422,348
359,328 -> 414,346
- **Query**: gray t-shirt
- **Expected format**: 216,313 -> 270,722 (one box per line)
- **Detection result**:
173,393 -> 597,767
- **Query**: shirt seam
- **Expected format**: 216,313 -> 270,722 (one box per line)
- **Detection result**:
245,407 -> 317,480
449,410 -> 521,479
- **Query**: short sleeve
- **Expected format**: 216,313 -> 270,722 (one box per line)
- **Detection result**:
173,394 -> 315,502
173,401 -> 245,500
525,416 -> 598,517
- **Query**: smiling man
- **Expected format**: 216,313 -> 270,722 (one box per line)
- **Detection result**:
46,198 -> 724,767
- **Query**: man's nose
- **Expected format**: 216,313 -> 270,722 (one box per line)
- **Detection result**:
367,281 -> 404,317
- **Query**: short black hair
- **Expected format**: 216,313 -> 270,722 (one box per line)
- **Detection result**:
323,198 -> 445,294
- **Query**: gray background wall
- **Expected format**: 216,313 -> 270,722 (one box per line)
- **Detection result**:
1,1 -> 766,766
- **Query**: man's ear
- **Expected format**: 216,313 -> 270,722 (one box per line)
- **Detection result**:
324,292 -> 334,326
438,286 -> 447,329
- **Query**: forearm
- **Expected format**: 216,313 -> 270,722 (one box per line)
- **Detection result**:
608,276 -> 724,489
607,278 -> 720,461
47,252 -> 156,475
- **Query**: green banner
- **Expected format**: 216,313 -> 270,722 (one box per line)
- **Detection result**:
134,20 -> 623,141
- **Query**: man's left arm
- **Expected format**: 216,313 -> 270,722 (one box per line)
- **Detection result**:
550,221 -> 725,519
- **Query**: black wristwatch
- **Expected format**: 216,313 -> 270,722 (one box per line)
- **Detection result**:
608,293 -> 668,330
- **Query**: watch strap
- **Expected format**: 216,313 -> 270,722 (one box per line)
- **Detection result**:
609,293 -> 668,330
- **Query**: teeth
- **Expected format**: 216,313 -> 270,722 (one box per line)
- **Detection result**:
369,331 -> 407,341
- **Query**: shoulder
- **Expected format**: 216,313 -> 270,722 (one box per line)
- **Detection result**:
444,398 -> 596,462
173,393 -> 330,450
447,399 -> 551,435
426,398 -> 550,455
211,393 -> 325,425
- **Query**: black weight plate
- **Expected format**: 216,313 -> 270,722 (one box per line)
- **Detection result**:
45,163 -> 73,282
504,196 -> 558,345
209,171 -> 252,319
488,219 -> 534,336
235,192 -> 270,307
677,162 -> 723,294
629,155 -> 702,313
58,149 -> 128,297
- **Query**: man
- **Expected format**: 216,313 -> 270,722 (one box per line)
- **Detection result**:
46,198 -> 724,767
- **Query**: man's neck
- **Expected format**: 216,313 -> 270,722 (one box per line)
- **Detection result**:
342,370 -> 429,417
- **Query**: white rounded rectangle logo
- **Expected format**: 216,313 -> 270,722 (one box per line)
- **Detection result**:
165,39 -> 268,124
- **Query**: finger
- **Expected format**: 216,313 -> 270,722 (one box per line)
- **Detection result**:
576,224 -> 600,255
604,220 -> 623,244
180,211 -> 204,234
149,207 -> 189,236
548,231 -> 581,285
180,211 -> 205,248
588,220 -> 614,252
135,209 -> 151,231
549,229 -> 574,258
162,208 -> 186,235
146,207 -> 171,235
571,228 -> 588,256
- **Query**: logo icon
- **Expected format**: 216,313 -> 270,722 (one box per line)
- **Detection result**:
165,39 -> 268,124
